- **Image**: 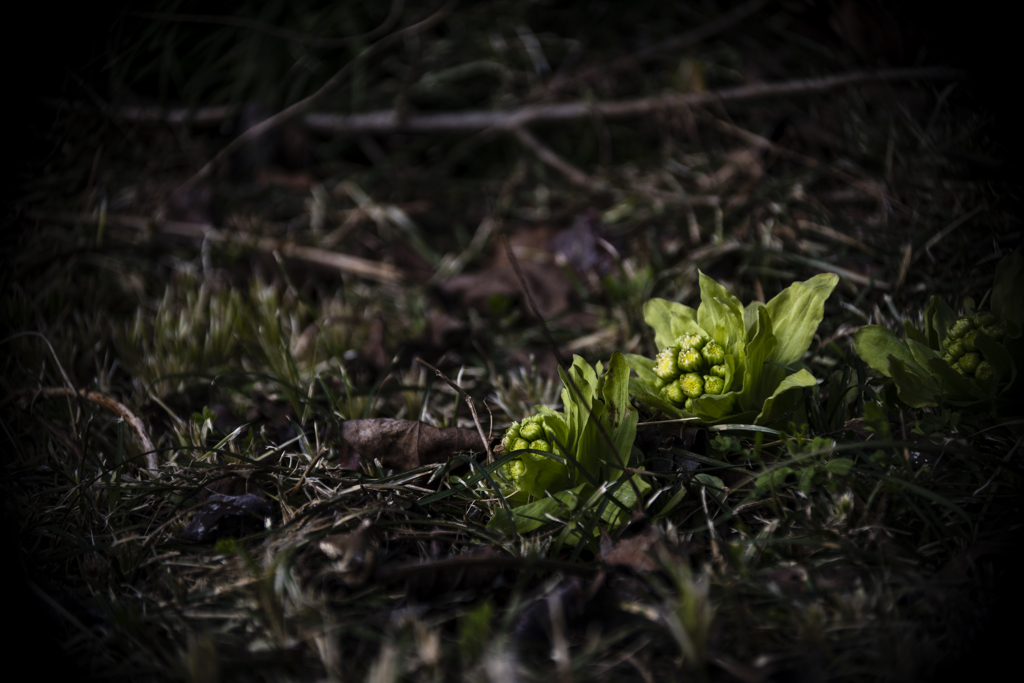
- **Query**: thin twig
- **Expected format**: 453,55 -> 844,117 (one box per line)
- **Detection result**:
304,67 -> 964,135
415,357 -> 493,463
3,387 -> 158,473
26,211 -> 405,284
174,0 -> 458,199
914,205 -> 987,262
512,127 -> 607,192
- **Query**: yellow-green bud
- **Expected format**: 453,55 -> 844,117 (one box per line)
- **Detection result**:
680,373 -> 704,399
701,340 -> 725,366
703,375 -> 725,395
974,312 -> 997,328
655,346 -> 681,379
678,348 -> 703,373
504,459 -> 526,480
678,333 -> 707,351
947,317 -> 974,340
976,361 -> 996,382
958,351 -> 982,373
520,422 -> 544,441
946,339 -> 965,360
503,424 -> 521,446
981,322 -> 1007,341
661,380 -> 686,404
511,437 -> 530,452
531,439 -> 551,452
709,364 -> 728,378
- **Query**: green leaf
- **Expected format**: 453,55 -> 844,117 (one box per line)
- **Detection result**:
599,474 -> 651,527
694,473 -> 725,505
742,306 -> 778,409
924,296 -> 957,349
764,273 -> 839,367
823,457 -> 854,476
906,337 -> 944,375
853,326 -> 920,378
798,468 -> 815,494
888,356 -> 942,407
755,368 -> 817,425
904,319 -> 928,346
690,391 -> 739,422
697,271 -> 745,347
514,448 -> 573,500
643,298 -> 699,350
486,486 -> 583,534
743,301 -> 765,342
628,377 -> 688,418
925,358 -> 987,401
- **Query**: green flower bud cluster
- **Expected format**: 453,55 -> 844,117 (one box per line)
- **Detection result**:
501,415 -> 555,481
652,333 -> 728,412
941,311 -> 1007,382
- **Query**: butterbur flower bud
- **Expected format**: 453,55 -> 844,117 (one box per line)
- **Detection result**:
957,351 -> 982,373
520,422 -> 544,441
947,317 -> 974,340
678,348 -> 703,373
655,346 -> 680,379
681,373 -> 704,399
701,340 -> 725,366
678,333 -> 707,351
662,380 -> 685,404
976,361 -> 996,382
703,375 -> 725,395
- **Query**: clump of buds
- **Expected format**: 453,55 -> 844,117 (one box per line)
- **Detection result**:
652,333 -> 729,412
941,311 -> 1008,382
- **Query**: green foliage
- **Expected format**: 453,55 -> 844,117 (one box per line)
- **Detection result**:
627,271 -> 838,425
488,353 -> 644,535
854,252 -> 1022,411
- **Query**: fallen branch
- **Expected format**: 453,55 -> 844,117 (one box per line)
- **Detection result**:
512,127 -> 607,192
2,388 -> 158,473
26,211 -> 404,283
304,66 -> 964,135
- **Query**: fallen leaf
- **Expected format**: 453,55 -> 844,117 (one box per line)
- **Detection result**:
340,418 -> 485,471
600,520 -> 662,573
178,493 -> 273,544
548,211 -> 615,279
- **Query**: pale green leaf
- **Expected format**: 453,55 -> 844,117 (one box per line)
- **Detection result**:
755,368 -> 817,425
765,272 -> 839,367
643,298 -> 699,349
697,271 -> 745,346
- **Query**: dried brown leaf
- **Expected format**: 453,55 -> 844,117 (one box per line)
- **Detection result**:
340,418 -> 483,471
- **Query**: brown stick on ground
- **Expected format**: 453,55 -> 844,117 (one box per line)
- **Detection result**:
2,387 -> 159,474
25,211 -> 405,284
304,67 -> 964,135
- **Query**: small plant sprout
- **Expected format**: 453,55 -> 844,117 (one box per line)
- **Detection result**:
628,271 -> 839,425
